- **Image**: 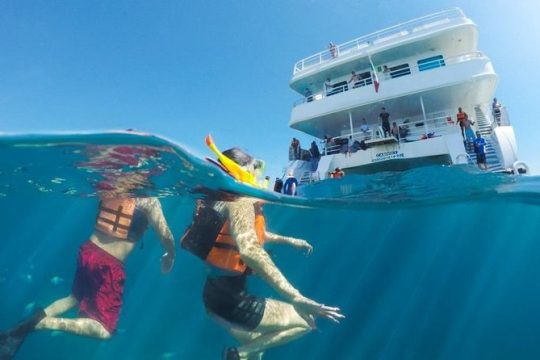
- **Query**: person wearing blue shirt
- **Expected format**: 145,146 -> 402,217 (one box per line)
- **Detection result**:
283,172 -> 298,196
473,131 -> 488,170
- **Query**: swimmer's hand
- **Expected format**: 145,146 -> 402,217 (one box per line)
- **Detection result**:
161,252 -> 175,274
292,295 -> 345,324
293,238 -> 313,255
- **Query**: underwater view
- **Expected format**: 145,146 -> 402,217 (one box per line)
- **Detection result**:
1,133 -> 540,359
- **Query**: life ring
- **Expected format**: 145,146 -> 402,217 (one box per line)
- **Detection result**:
512,160 -> 529,175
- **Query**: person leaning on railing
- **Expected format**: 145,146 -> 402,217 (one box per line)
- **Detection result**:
324,135 -> 339,155
383,65 -> 391,80
360,118 -> 370,136
324,78 -> 333,95
348,71 -> 360,87
390,122 -> 400,140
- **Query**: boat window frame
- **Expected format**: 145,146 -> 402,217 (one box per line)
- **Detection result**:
389,63 -> 412,78
417,55 -> 446,71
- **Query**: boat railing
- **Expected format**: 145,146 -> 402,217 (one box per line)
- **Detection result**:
321,115 -> 454,155
299,170 -> 317,184
399,116 -> 454,141
293,51 -> 486,107
293,8 -> 465,74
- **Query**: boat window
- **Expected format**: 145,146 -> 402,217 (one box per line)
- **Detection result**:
390,63 -> 411,78
417,55 -> 445,71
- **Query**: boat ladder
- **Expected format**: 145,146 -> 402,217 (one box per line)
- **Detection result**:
464,106 -> 504,172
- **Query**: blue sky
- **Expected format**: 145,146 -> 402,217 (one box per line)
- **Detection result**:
1,0 -> 538,177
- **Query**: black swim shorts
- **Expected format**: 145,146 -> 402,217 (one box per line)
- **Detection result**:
203,274 -> 266,330
476,153 -> 486,164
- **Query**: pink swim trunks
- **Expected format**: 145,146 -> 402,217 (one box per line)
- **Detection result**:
72,241 -> 125,333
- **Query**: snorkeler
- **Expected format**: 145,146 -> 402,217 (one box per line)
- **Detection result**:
181,136 -> 344,360
0,177 -> 175,359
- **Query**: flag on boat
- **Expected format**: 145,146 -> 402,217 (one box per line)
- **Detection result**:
368,55 -> 380,93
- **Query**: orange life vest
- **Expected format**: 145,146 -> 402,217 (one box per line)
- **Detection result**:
181,201 -> 266,274
331,170 -> 344,178
457,111 -> 467,124
95,198 -> 136,239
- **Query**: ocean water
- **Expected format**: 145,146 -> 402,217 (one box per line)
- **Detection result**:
1,132 -> 540,360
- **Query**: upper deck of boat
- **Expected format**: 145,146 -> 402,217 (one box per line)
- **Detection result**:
290,8 -> 477,92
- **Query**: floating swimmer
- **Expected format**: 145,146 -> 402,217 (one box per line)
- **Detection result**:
180,137 -> 344,360
205,134 -> 265,188
0,170 -> 176,359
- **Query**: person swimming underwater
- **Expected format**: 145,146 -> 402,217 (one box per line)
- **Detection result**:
0,170 -> 176,359
181,136 -> 344,360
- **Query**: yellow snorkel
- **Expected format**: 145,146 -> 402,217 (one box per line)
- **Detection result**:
205,135 -> 261,187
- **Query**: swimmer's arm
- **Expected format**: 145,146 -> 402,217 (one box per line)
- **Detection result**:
138,197 -> 176,273
228,202 -> 301,301
265,231 -> 313,255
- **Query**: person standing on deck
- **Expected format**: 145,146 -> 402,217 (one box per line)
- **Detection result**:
328,42 -> 337,58
474,131 -> 488,170
492,98 -> 502,124
456,107 -> 468,139
380,107 -> 391,137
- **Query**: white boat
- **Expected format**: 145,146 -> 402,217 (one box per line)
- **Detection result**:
283,8 -> 528,185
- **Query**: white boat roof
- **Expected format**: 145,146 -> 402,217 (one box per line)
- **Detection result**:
289,8 -> 477,93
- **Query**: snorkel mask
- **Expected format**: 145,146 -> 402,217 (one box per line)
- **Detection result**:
247,158 -> 266,179
205,135 -> 265,188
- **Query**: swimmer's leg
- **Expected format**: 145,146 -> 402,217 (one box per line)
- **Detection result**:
234,328 -> 308,359
226,299 -> 314,359
33,293 -> 110,339
35,317 -> 111,339
42,294 -> 78,317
